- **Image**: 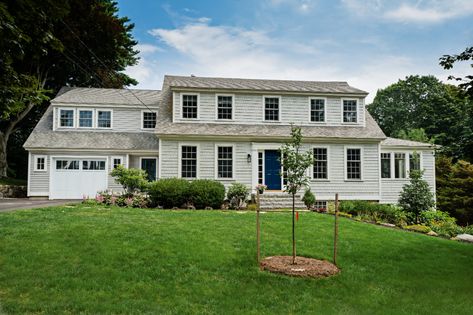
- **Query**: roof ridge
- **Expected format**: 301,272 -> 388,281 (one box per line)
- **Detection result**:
164,74 -> 349,85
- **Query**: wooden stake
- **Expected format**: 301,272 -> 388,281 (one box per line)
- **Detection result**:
256,190 -> 261,265
333,193 -> 339,266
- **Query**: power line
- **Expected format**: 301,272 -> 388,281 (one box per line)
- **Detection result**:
59,19 -> 157,114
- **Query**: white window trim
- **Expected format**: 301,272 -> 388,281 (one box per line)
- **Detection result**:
139,157 -> 158,181
215,94 -> 235,121
96,109 -> 113,129
381,150 -> 424,180
58,108 -> 76,129
344,146 -> 364,181
77,109 -> 95,129
111,156 -> 124,170
33,155 -> 47,172
141,110 -> 157,129
311,146 -> 330,181
341,98 -> 359,124
308,97 -> 327,124
262,95 -> 282,122
409,151 -> 424,176
180,92 -> 200,120
214,144 -> 236,180
380,152 -> 392,179
178,143 -> 199,179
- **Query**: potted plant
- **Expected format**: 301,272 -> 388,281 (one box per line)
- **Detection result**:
256,184 -> 267,194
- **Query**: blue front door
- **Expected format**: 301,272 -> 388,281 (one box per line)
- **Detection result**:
264,150 -> 281,190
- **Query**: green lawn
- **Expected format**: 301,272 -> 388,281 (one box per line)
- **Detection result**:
0,178 -> 26,186
1,205 -> 472,314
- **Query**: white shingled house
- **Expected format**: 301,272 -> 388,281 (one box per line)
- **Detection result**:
24,75 -> 436,207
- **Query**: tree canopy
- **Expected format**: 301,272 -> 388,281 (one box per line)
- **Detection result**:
0,0 -> 139,177
439,46 -> 473,98
368,75 -> 473,162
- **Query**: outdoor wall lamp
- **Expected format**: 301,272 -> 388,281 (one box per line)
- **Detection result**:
247,154 -> 252,163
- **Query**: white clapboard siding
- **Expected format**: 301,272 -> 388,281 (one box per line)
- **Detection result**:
173,92 -> 365,126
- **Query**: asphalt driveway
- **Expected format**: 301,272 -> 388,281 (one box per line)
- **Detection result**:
0,199 -> 80,212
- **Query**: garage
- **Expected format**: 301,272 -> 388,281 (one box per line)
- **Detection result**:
50,157 -> 108,199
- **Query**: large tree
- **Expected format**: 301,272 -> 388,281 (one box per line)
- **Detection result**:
368,75 -> 473,161
0,0 -> 138,178
439,46 -> 473,98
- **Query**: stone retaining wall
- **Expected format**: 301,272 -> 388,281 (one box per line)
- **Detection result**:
0,185 -> 27,198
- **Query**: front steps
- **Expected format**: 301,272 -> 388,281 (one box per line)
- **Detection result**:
259,193 -> 306,210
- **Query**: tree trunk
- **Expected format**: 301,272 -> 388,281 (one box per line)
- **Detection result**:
0,133 -> 8,178
292,192 -> 296,264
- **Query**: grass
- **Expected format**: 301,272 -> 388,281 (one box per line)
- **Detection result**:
1,205 -> 473,314
0,177 -> 26,186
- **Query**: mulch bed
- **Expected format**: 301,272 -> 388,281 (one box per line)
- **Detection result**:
260,256 -> 340,278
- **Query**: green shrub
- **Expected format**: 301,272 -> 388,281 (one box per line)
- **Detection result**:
403,224 -> 431,234
188,179 -> 225,209
93,191 -> 150,208
302,189 -> 316,209
398,170 -> 435,223
110,165 -> 148,194
420,210 -> 461,238
226,183 -> 249,210
246,203 -> 257,211
147,178 -> 190,208
463,225 -> 473,235
339,200 -> 407,226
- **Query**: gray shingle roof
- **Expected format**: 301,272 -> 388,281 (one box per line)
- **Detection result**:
23,107 -> 159,151
165,75 -> 368,95
52,87 -> 160,106
381,137 -> 435,148
155,110 -> 385,140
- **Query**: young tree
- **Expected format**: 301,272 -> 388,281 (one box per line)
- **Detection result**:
279,126 -> 313,264
398,170 -> 435,223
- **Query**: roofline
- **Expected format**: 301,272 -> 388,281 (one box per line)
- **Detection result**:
156,134 -> 384,142
50,101 -> 159,108
24,147 -> 159,153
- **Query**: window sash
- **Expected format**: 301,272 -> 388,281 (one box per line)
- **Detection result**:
394,153 -> 406,178
182,95 -> 198,119
346,148 -> 361,179
217,146 -> 233,178
217,96 -> 233,120
97,111 -> 111,128
78,110 -> 93,128
35,157 -> 45,170
314,201 -> 327,211
264,97 -> 279,121
343,100 -> 357,123
113,158 -> 122,169
56,160 -> 80,170
60,109 -> 74,127
181,146 -> 197,178
82,160 -> 106,170
381,153 -> 391,178
409,153 -> 421,172
313,148 -> 328,179
143,112 -> 157,129
310,99 -> 325,122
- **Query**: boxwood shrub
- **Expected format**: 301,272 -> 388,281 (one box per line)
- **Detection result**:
147,178 -> 190,208
188,179 -> 225,209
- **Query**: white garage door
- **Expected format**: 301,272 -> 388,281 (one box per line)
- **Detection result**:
50,158 -> 108,199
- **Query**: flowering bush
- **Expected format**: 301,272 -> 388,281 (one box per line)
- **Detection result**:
255,184 -> 267,192
83,191 -> 150,208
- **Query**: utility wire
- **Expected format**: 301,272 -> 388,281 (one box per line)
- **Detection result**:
59,19 -> 157,114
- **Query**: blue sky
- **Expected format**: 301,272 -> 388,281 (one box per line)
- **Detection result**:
117,0 -> 473,101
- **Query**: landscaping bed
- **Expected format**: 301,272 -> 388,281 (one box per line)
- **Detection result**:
260,256 -> 339,278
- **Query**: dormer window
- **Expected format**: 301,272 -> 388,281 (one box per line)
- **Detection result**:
97,110 -> 112,128
310,98 -> 325,122
264,96 -> 280,121
142,111 -> 157,129
59,109 -> 74,127
78,110 -> 93,128
342,99 -> 357,123
182,94 -> 198,119
217,95 -> 233,120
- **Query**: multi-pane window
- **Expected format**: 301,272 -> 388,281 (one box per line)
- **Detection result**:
381,153 -> 391,178
409,153 -> 421,173
217,146 -> 233,178
82,160 -> 106,170
97,110 -> 111,128
314,201 -> 327,212
394,153 -> 406,178
217,96 -> 233,120
264,97 -> 279,121
79,110 -> 93,127
313,148 -> 328,179
112,158 -> 122,169
60,109 -> 74,127
310,99 -> 325,122
35,156 -> 46,171
182,94 -> 198,119
346,148 -> 362,180
143,112 -> 157,129
258,152 -> 263,185
181,145 -> 197,178
56,160 -> 80,170
343,100 -> 357,123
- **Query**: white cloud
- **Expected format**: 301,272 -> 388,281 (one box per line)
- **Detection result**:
136,43 -> 163,54
266,0 -> 315,13
342,0 -> 473,23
